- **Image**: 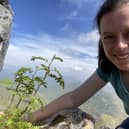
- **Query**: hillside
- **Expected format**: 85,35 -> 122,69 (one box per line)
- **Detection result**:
80,88 -> 127,128
0,85 -> 128,128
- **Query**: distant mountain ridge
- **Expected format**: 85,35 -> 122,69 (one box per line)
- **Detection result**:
80,88 -> 127,128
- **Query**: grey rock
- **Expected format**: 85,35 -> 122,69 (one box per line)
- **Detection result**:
0,0 -> 13,71
100,126 -> 113,129
0,0 -> 9,6
39,108 -> 95,129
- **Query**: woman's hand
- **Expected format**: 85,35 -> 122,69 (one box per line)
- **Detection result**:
0,111 -> 4,115
22,112 -> 42,125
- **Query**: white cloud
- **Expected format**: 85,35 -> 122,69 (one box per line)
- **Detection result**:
60,10 -> 88,21
60,0 -> 102,9
74,66 -> 83,71
60,23 -> 70,32
62,16 -> 88,21
78,30 -> 99,43
2,29 -> 99,80
71,11 -> 78,17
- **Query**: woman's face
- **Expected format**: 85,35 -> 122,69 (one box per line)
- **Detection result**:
100,4 -> 129,71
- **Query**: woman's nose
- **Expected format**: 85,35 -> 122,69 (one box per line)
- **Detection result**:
116,36 -> 128,49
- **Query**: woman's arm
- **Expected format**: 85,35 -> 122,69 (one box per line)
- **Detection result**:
25,70 -> 107,123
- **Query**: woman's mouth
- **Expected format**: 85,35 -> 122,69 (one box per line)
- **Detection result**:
116,54 -> 129,60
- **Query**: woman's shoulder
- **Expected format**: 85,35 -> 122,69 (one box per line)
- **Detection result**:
96,67 -> 111,82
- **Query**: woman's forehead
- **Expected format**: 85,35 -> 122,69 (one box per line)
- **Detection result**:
100,4 -> 129,33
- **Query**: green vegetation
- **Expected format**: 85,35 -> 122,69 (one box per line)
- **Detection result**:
0,55 -> 65,129
0,55 -> 127,129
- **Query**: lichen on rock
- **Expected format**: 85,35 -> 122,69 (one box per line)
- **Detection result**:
39,108 -> 95,129
0,0 -> 13,71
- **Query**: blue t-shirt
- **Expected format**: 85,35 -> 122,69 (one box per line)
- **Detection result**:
96,67 -> 129,115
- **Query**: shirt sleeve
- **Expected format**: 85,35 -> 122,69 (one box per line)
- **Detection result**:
96,67 -> 110,82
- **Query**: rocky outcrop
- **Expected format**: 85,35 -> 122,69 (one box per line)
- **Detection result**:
99,126 -> 113,129
39,108 -> 95,129
0,0 -> 13,71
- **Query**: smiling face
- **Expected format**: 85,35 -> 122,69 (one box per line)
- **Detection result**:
100,4 -> 129,72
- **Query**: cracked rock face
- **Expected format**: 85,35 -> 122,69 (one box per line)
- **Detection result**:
39,108 -> 95,129
0,0 -> 13,71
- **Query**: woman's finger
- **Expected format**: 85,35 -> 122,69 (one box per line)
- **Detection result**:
0,112 -> 4,115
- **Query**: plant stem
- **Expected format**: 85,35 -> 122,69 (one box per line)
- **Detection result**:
16,98 -> 22,108
8,83 -> 20,109
33,55 -> 55,96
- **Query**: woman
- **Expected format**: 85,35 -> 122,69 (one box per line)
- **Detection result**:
25,0 -> 129,128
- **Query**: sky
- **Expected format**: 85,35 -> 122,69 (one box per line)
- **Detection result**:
0,0 -> 104,87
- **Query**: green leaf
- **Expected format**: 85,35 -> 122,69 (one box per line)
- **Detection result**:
29,96 -> 40,110
34,76 -> 42,82
7,119 -> 13,126
31,56 -> 48,62
0,55 -> 65,127
15,67 -> 32,75
54,56 -> 63,62
40,64 -> 50,72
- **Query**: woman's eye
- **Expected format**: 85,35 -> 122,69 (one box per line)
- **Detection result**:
104,35 -> 113,39
125,32 -> 129,37
102,35 -> 115,44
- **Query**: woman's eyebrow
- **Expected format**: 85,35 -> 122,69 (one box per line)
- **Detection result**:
101,32 -> 114,36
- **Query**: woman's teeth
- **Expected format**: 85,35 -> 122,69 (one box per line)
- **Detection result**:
117,54 -> 129,59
